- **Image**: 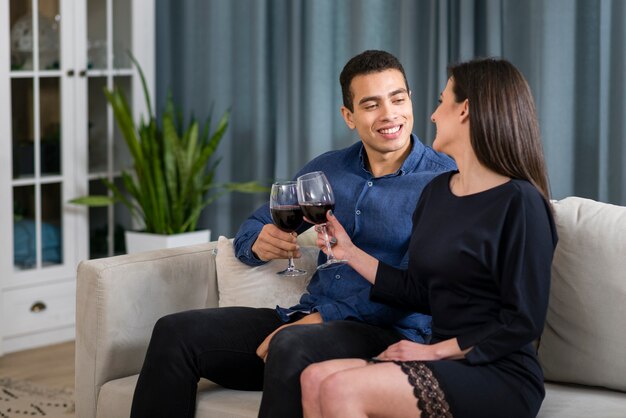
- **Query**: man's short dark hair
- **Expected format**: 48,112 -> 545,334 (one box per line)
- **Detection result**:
339,50 -> 410,112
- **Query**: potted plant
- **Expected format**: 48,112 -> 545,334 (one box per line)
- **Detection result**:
71,55 -> 266,253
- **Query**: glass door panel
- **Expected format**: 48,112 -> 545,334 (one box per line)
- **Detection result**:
11,78 -> 34,179
87,0 -> 107,70
113,177 -> 132,255
37,0 -> 61,70
87,178 -> 131,258
41,182 -> 63,266
9,0 -> 61,71
112,0 -> 131,69
88,179 -> 108,259
85,0 -> 135,257
13,185 -> 36,270
88,76 -> 108,174
9,0 -> 32,71
112,75 -> 132,172
40,77 -> 61,176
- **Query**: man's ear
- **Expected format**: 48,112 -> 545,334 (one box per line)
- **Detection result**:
341,106 -> 356,129
459,99 -> 469,123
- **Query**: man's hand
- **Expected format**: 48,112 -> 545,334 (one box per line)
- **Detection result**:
256,312 -> 323,362
251,224 -> 301,261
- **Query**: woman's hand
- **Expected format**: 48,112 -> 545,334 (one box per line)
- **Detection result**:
312,210 -> 379,284
314,210 -> 355,261
376,340 -> 440,361
376,338 -> 470,362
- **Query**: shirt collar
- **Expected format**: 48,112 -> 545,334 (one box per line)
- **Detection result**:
358,134 -> 425,178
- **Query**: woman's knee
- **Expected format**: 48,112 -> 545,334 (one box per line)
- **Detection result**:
300,363 -> 327,395
318,369 -> 354,408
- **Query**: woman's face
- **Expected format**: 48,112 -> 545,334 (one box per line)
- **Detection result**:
430,78 -> 468,156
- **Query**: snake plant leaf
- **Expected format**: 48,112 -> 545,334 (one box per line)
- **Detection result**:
110,174 -> 143,223
103,88 -> 143,166
184,119 -> 199,171
222,181 -> 270,193
68,196 -> 115,206
128,52 -> 154,121
161,98 -> 179,202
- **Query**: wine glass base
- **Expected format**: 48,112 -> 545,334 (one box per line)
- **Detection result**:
276,268 -> 308,277
317,259 -> 348,270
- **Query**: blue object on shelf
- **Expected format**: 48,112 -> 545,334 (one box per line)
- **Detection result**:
13,219 -> 62,267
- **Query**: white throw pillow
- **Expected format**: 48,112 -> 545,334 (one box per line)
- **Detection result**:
538,197 -> 626,392
215,235 -> 318,309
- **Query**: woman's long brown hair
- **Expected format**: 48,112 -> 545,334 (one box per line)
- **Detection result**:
448,58 -> 551,202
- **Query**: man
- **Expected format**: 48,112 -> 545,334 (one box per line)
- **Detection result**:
130,50 -> 455,418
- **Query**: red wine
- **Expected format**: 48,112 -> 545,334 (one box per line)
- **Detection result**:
271,206 -> 304,232
300,203 -> 334,224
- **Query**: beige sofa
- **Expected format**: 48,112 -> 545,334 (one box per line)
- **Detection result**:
75,197 -> 626,418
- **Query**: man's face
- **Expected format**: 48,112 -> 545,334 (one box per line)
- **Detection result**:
341,69 -> 413,159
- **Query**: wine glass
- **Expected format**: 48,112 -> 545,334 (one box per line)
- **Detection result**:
270,181 -> 307,276
296,171 -> 347,269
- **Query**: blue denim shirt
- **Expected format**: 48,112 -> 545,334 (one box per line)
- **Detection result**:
234,135 -> 456,342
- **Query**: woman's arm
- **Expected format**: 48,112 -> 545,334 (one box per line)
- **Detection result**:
320,210 -> 430,313
457,190 -> 557,364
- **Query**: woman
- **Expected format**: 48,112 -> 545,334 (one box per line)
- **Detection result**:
300,58 -> 557,418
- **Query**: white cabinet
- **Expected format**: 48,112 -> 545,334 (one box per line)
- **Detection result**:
0,0 -> 154,354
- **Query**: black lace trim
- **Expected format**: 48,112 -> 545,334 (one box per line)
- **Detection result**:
396,361 -> 453,418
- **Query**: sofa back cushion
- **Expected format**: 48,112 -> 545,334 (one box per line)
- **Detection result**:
538,197 -> 626,392
215,235 -> 318,309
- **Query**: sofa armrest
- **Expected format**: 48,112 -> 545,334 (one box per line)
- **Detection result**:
75,242 -> 218,418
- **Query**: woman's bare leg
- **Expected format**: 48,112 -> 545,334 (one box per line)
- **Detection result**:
318,362 -> 419,418
301,359 -> 368,418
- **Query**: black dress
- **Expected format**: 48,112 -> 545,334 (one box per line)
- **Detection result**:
372,171 -> 558,418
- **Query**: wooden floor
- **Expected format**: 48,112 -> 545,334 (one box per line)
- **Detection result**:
0,340 -> 75,390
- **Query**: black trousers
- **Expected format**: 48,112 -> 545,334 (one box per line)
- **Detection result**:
130,306 -> 403,418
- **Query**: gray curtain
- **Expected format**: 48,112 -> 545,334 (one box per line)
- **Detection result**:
156,0 -> 626,238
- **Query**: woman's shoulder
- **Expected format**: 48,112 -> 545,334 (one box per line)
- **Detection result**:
507,179 -> 555,227
508,179 -> 547,206
506,179 -> 558,244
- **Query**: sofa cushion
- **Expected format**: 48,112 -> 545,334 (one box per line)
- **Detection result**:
97,375 -> 262,418
215,235 -> 318,309
538,197 -> 626,392
538,383 -> 626,418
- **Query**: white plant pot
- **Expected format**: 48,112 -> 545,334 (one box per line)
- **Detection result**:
125,229 -> 211,254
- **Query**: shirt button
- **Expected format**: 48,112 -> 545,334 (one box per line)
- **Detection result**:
335,274 -> 341,280
367,181 -> 373,187
355,210 -> 361,215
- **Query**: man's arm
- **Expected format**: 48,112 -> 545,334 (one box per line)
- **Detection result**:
233,203 -> 271,266
234,157 -> 326,265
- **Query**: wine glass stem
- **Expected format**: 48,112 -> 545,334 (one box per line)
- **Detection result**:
321,224 -> 336,261
287,256 -> 296,271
